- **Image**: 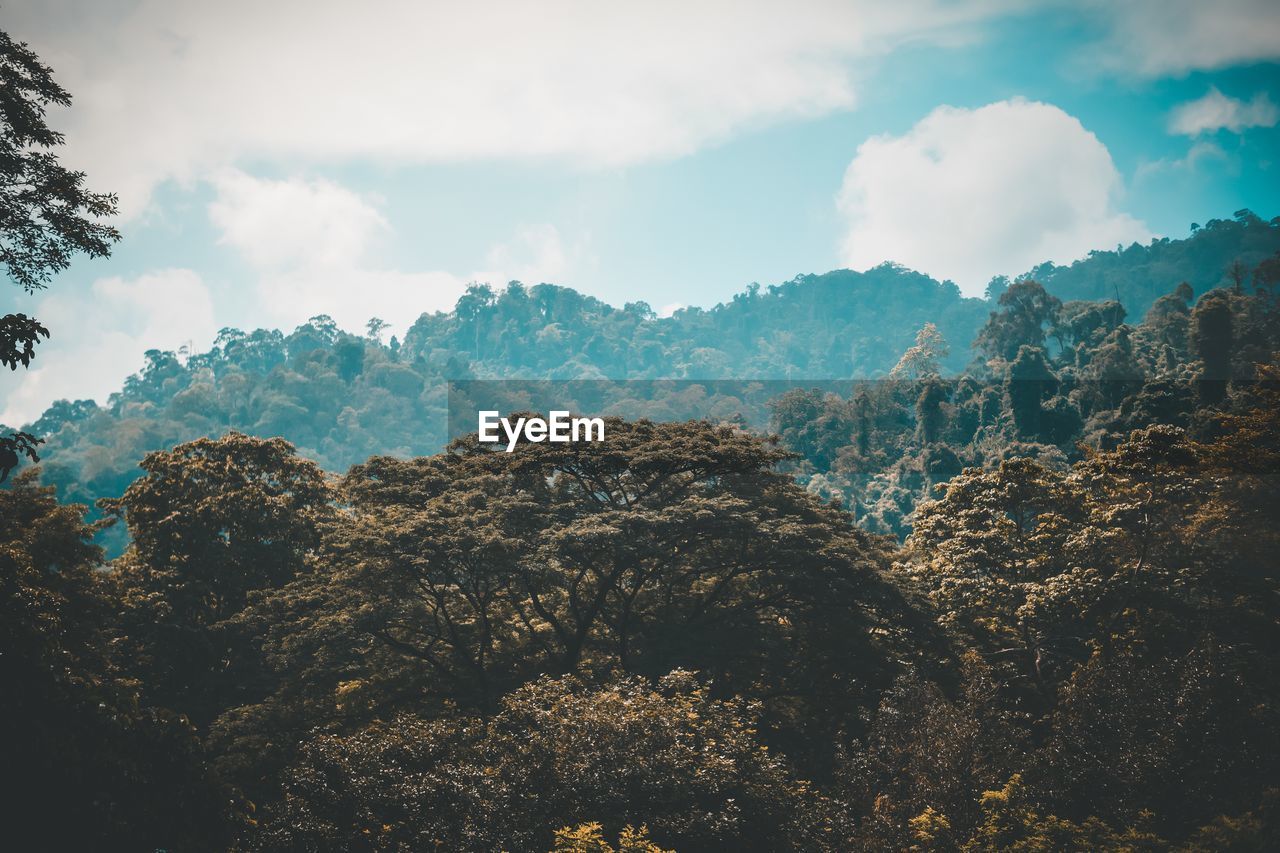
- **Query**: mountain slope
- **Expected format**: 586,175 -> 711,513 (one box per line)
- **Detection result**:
4,213 -> 1277,545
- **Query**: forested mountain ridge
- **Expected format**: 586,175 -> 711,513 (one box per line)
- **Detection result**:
5,5 -> 1280,848
1009,208 -> 1280,314
400,262 -> 985,381
6,211 -> 1278,535
5,211 -> 1280,849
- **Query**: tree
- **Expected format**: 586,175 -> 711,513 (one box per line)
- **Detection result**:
1086,325 -> 1142,409
905,418 -> 1280,835
1254,252 -> 1280,298
890,322 -> 949,380
1040,642 -> 1278,840
247,672 -> 853,851
960,774 -> 1164,851
0,311 -> 48,370
1227,258 -> 1248,293
1006,345 -> 1057,440
105,432 -> 332,726
1190,289 -> 1233,403
1142,287 -> 1191,356
213,419 -> 930,796
841,656 -> 1020,849
0,471 -> 232,850
906,456 -> 1086,704
1051,299 -> 1125,359
0,428 -> 41,482
1193,357 -> 1280,586
916,378 -> 950,445
1,27 -> 120,475
334,334 -> 366,382
975,281 -> 1062,363
365,316 -> 390,343
0,28 -> 120,291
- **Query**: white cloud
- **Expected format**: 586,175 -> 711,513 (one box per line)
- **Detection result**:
206,170 -> 582,336
1168,88 -> 1279,136
2,165 -> 583,423
254,267 -> 471,338
0,270 -> 217,425
1084,0 -> 1280,76
208,170 -> 390,269
7,0 -> 1014,216
836,98 -> 1150,296
476,223 -> 588,287
1134,140 -> 1231,182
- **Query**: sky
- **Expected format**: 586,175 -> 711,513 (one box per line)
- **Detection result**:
2,0 -> 1279,425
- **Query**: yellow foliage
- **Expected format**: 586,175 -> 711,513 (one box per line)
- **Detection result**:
551,822 -> 674,853
909,806 -> 953,850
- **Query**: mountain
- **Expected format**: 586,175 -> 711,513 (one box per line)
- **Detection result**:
4,212 -> 1278,547
996,209 -> 1280,314
9,212 -> 1280,849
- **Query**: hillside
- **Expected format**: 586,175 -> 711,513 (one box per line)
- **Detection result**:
9,212 -> 1279,845
5,213 -> 1278,540
1019,209 -> 1280,314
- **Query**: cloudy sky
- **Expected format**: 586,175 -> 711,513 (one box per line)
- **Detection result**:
2,0 -> 1279,424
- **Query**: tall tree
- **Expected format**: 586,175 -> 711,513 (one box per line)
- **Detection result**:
975,281 -> 1063,363
213,419 -> 935,795
0,472 -> 232,850
105,433 -> 332,727
890,322 -> 950,380
1,27 -> 120,474
1190,289 -> 1233,403
1005,345 -> 1057,440
915,378 -> 949,445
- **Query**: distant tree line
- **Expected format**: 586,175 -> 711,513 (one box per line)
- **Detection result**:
7,213 -> 1279,558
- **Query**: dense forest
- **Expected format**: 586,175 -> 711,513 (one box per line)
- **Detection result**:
7,211 -> 1280,553
5,207 -> 1280,849
4,11 -> 1280,849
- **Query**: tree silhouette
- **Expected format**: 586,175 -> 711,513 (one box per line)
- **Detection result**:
0,428 -> 41,482
0,29 -> 119,291
1,27 -> 120,476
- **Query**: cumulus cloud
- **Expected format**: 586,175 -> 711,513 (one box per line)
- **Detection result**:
1084,0 -> 1280,76
2,168 -> 592,425
836,99 -> 1150,296
253,267 -> 472,338
476,224 -> 577,288
0,270 -> 217,425
6,0 -> 1013,216
208,171 -> 390,269
1168,88 -> 1279,136
5,1 -> 1275,222
206,170 -> 579,335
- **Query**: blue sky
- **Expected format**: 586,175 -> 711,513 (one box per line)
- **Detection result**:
2,0 -> 1279,424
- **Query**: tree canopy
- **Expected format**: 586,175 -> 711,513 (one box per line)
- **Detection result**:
1,27 -> 120,480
